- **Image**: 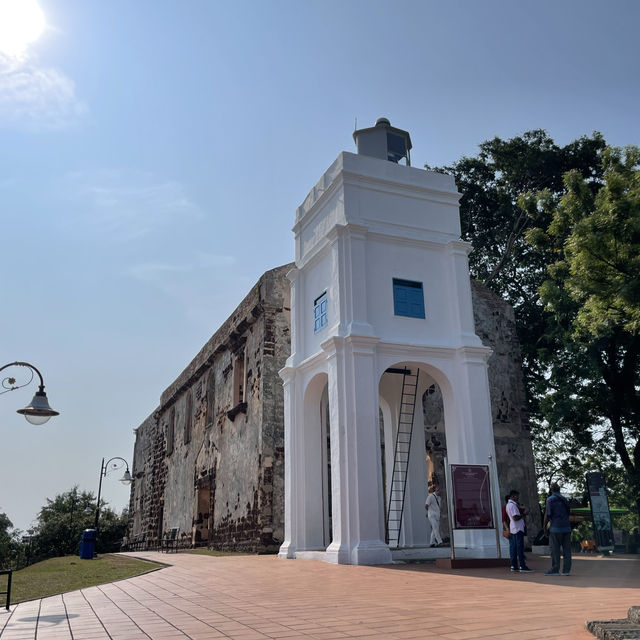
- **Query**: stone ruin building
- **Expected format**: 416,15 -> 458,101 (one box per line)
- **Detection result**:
126,120 -> 540,558
127,265 -> 291,552
126,272 -> 539,554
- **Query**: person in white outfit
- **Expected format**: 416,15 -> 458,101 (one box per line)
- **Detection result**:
425,486 -> 443,546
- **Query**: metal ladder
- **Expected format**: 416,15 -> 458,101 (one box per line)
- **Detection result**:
386,368 -> 419,548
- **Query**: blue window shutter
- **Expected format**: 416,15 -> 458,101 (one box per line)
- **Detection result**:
393,279 -> 425,319
314,293 -> 328,333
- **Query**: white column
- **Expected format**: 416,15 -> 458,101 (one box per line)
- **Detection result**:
445,346 -> 498,554
323,336 -> 391,564
278,366 -> 297,559
333,224 -> 374,337
286,267 -> 302,365
322,337 -> 350,564
446,241 -> 482,346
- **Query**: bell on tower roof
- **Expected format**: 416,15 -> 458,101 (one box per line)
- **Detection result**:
353,117 -> 412,165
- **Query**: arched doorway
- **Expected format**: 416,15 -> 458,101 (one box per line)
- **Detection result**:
298,373 -> 332,551
378,362 -> 452,554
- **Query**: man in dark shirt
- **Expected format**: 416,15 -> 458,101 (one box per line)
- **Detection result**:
544,483 -> 572,576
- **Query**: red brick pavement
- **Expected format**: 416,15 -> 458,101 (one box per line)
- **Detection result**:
0,552 -> 638,639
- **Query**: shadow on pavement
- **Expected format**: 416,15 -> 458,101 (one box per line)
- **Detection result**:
380,554 -> 640,588
16,614 -> 79,625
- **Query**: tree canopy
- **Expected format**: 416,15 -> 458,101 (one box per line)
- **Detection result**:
433,130 -> 607,416
32,487 -> 128,561
524,146 -> 640,516
0,511 -> 14,568
437,132 -> 640,521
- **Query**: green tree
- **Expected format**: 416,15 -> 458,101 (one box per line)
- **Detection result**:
0,511 -> 29,570
0,511 -> 13,568
96,506 -> 129,554
433,130 -> 607,415
33,487 -> 128,559
524,146 -> 640,517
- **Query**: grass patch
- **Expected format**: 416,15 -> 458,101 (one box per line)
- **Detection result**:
7,554 -> 163,604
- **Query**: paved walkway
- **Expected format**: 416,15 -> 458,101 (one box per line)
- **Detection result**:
1,552 -> 638,640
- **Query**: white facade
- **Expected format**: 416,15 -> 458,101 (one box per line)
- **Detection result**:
279,149 -> 501,565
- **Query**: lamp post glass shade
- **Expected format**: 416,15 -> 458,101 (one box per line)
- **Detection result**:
120,470 -> 132,485
16,389 -> 59,425
2,362 -> 59,425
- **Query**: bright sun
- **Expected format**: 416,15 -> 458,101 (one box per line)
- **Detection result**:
0,0 -> 46,57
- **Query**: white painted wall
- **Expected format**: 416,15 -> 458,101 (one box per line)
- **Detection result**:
281,148 -> 499,564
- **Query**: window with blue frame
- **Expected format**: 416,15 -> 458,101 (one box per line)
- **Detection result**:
392,278 -> 425,318
314,292 -> 328,333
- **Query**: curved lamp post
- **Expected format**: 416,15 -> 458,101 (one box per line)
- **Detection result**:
0,361 -> 59,425
94,457 -> 132,533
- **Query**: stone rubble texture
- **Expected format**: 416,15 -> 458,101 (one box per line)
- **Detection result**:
586,606 -> 640,640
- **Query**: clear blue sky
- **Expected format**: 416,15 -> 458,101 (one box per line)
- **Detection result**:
1,0 -> 639,532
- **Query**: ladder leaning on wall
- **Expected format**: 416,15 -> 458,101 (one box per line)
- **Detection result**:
385,368 -> 419,548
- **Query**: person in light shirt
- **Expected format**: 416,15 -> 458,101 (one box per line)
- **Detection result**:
425,486 -> 443,547
506,489 -> 533,572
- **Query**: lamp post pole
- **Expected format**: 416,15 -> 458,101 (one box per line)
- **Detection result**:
0,361 -> 59,424
94,456 -> 132,535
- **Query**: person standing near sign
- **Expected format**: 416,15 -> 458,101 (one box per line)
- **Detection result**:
544,483 -> 572,576
425,486 -> 443,547
506,490 -> 533,572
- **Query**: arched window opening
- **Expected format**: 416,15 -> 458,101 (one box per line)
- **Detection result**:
206,369 -> 215,428
184,391 -> 193,444
166,407 -> 175,456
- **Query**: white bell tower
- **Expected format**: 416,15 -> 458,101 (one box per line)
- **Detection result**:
279,119 -> 499,565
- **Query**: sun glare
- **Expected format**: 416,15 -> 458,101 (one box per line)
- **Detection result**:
0,0 -> 46,57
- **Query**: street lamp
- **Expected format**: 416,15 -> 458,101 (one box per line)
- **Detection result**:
0,361 -> 59,425
94,457 -> 132,533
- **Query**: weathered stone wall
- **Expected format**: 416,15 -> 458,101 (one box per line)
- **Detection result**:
128,264 -> 291,552
127,411 -> 157,544
470,279 -> 541,534
421,280 -> 540,540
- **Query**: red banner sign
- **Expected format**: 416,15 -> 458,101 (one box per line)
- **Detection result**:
451,464 -> 494,529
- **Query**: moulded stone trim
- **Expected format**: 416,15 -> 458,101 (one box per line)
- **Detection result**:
295,152 -> 461,224
446,239 -> 474,256
366,229 -> 460,251
344,334 -> 381,355
284,349 -> 328,373
296,232 -> 334,271
278,366 -> 296,383
278,541 -> 296,559
350,538 -> 393,565
294,175 -> 345,228
341,171 -> 462,207
456,344 -> 494,364
376,340 -> 475,360
320,335 -> 345,359
299,222 -> 459,269
330,222 -> 369,240
345,321 -> 375,337
286,267 -> 299,283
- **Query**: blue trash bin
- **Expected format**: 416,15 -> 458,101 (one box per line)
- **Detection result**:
79,528 -> 96,559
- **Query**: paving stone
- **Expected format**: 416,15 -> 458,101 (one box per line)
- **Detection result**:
0,553 -> 639,640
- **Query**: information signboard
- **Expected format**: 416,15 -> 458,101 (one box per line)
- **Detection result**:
586,472 -> 614,550
451,464 -> 494,529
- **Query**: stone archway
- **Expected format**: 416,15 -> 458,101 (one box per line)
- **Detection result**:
378,362 -> 454,554
297,372 -> 331,552
422,381 -> 450,545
